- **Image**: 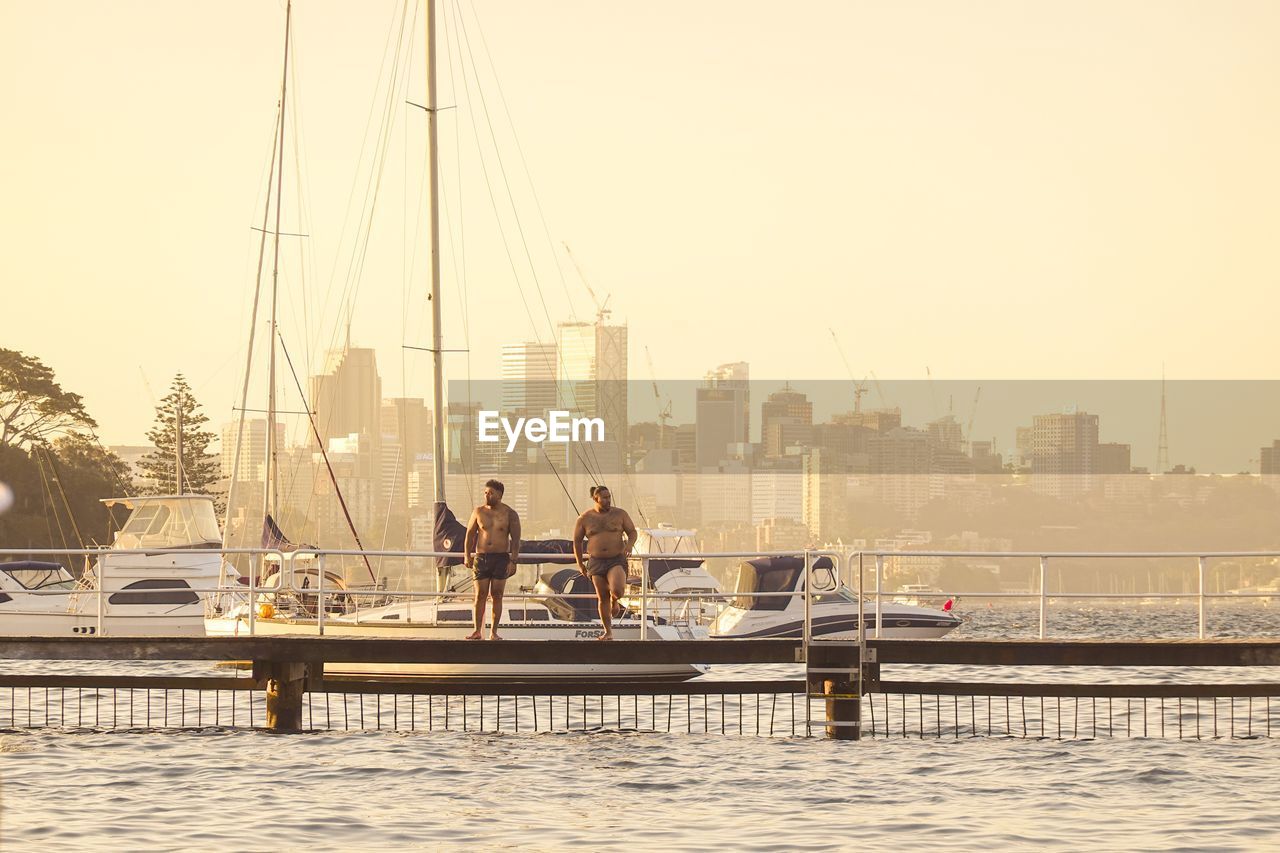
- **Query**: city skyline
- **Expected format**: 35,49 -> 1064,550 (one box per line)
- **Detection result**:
6,1 -> 1280,450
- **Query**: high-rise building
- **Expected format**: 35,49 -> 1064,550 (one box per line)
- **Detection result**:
380,398 -> 432,516
926,415 -> 964,454
761,384 -> 813,458
310,345 -> 383,453
501,341 -> 557,415
1098,442 -> 1132,475
751,464 -> 804,524
1030,411 -> 1100,499
802,447 -> 847,542
1261,440 -> 1280,475
695,362 -> 749,471
220,419 -> 285,481
869,426 -> 932,518
557,320 -> 627,472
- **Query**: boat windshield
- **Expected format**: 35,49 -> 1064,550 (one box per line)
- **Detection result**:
1,565 -> 76,590
814,586 -> 860,604
112,498 -> 221,549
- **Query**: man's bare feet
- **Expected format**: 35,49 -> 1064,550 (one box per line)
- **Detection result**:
596,633 -> 613,641
489,633 -> 502,641
464,630 -> 483,640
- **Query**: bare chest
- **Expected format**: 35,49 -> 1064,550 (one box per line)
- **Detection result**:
582,511 -> 623,536
477,507 -> 510,534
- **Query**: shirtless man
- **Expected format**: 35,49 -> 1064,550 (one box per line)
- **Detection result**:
463,479 -> 520,640
572,485 -> 637,641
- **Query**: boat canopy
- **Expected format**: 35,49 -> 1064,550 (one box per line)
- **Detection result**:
731,555 -> 834,611
538,568 -> 600,621
0,561 -> 75,590
102,495 -> 221,550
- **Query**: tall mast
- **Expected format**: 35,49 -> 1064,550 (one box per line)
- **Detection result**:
175,386 -> 184,494
427,0 -> 446,508
264,0 -> 292,524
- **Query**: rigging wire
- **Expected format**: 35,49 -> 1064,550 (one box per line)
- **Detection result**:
276,331 -> 379,586
448,0 -> 606,492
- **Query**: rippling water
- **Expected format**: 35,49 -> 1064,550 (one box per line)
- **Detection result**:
2,605 -> 1280,850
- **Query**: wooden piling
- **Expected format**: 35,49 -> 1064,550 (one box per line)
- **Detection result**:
255,660 -> 312,732
807,642 -> 860,740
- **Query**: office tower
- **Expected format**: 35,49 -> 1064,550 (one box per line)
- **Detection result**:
695,362 -> 749,471
751,463 -> 804,524
1098,442 -> 1132,475
869,426 -> 932,518
557,320 -> 627,476
802,447 -> 848,541
761,384 -> 813,458
501,341 -> 557,415
1030,411 -> 1100,499
1263,440 -> 1280,475
380,398 -> 433,517
220,418 -> 285,482
310,345 -> 383,453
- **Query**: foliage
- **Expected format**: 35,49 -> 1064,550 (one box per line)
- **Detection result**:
0,349 -> 96,449
138,375 -> 221,501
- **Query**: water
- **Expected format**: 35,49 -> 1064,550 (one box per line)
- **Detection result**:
2,605 -> 1280,850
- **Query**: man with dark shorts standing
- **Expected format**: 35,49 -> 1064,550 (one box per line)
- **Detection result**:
463,479 -> 520,640
572,485 -> 637,641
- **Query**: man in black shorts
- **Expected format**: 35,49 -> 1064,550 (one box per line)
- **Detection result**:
463,479 -> 520,640
571,485 -> 637,640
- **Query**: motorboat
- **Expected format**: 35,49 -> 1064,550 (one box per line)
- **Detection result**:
892,583 -> 948,607
620,525 -> 724,626
710,556 -> 961,640
0,495 -> 222,637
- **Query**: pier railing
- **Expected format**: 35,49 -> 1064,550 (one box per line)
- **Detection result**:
2,547 -> 1279,641
855,549 -> 1280,640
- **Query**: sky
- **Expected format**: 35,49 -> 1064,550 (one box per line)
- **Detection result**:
3,0 -> 1280,448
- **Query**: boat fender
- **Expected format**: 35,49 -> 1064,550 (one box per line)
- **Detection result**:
258,602 -> 275,619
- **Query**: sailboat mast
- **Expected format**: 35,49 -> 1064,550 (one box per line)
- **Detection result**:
427,0 -> 446,507
265,0 -> 292,524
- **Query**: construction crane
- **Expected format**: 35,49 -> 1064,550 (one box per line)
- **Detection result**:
965,386 -> 982,451
827,328 -> 870,413
644,346 -> 672,449
563,241 -> 611,324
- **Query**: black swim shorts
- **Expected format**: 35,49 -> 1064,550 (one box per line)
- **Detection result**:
472,552 -> 512,581
587,555 -> 628,578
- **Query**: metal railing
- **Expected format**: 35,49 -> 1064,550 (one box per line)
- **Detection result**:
859,549 -> 1280,640
3,546 -> 1276,642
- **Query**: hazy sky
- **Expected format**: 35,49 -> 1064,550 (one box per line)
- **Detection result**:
3,1 -> 1279,447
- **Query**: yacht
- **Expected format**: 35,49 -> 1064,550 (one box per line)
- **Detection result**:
0,495 -> 222,636
620,525 -> 724,626
209,554 -> 705,681
710,556 -> 961,640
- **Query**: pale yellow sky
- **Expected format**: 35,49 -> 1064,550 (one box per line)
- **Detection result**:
3,0 -> 1279,445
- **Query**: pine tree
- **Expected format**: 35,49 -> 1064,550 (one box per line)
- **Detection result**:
139,375 -> 221,501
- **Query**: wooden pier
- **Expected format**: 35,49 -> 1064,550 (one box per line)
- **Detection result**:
2,637 -> 1280,738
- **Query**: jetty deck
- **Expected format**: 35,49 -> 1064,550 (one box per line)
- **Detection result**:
3,636 -> 1280,739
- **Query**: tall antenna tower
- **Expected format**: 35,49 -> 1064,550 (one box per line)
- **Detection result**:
1156,366 -> 1169,474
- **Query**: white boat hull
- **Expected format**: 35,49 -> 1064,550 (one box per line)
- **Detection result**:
711,602 -> 961,640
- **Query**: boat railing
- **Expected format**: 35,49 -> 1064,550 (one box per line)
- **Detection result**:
853,549 -> 1280,640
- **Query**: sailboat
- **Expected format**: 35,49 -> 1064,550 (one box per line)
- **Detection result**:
203,1 -> 704,681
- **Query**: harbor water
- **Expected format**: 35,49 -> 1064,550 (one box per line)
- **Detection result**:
2,604 -> 1279,850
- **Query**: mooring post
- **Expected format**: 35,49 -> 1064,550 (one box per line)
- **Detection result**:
253,660 -> 312,732
807,642 -> 860,740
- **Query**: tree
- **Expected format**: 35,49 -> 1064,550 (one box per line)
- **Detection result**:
138,375 -> 220,499
0,349 -> 95,449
